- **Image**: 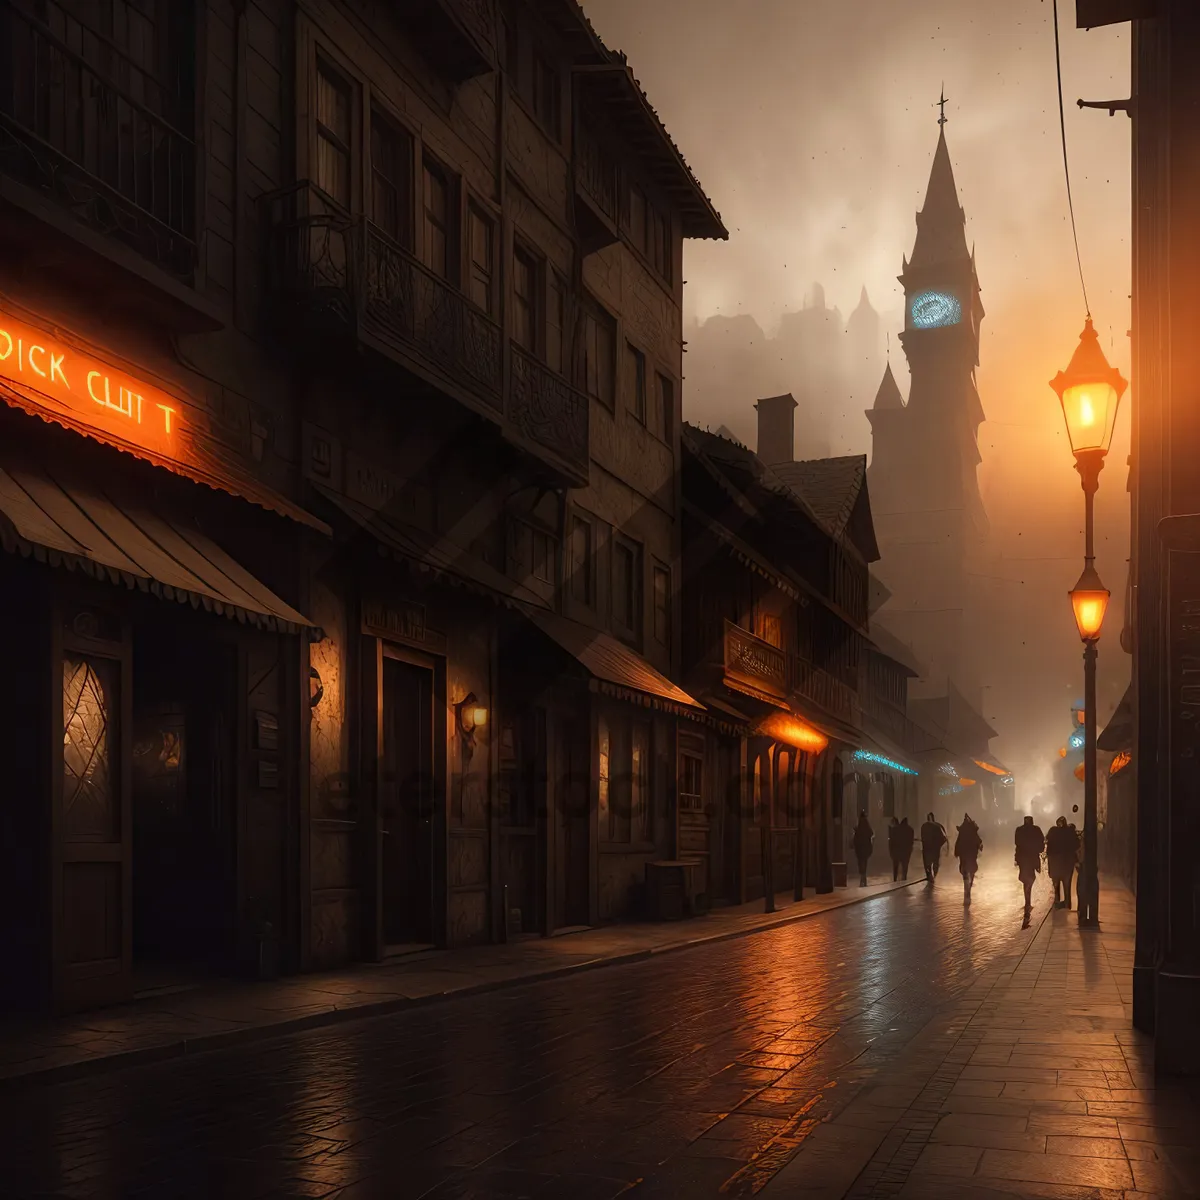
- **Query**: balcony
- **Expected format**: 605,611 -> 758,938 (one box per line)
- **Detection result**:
790,656 -> 859,728
267,183 -> 588,485
0,0 -> 206,321
723,622 -> 788,706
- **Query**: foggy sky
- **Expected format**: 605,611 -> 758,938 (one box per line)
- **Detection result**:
585,0 -> 1132,804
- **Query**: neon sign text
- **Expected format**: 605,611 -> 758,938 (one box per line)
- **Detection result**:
0,311 -> 182,455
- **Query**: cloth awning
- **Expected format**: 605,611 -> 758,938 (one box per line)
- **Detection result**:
530,611 -> 703,713
0,378 -> 330,535
313,483 -> 551,611
0,460 -> 312,632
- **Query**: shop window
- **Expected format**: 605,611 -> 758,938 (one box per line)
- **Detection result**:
570,515 -> 593,605
598,715 -> 611,838
468,204 -> 495,314
315,62 -> 352,207
626,343 -> 646,424
680,752 -> 703,813
631,721 -> 651,841
63,656 -> 118,842
371,111 -> 413,246
602,715 -> 651,842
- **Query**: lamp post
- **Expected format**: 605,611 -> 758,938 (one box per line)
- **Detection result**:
1051,318 -> 1127,930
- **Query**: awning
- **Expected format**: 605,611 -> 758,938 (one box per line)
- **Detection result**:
313,483 -> 551,611
530,610 -> 703,713
0,460 -> 312,631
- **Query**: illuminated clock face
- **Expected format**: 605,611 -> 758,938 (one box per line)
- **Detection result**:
910,290 -> 963,330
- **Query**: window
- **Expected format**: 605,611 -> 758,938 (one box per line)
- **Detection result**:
570,515 -> 592,604
584,304 -> 616,408
509,519 -> 553,585
631,722 -> 651,842
512,248 -> 538,352
628,184 -> 647,253
532,527 -> 553,583
547,273 -> 566,375
657,373 -> 675,440
598,716 -> 611,838
626,343 -> 646,424
532,53 -> 560,138
612,537 -> 641,640
468,205 -> 495,314
422,158 -> 452,279
680,752 -> 704,813
315,63 -> 352,206
371,113 -> 413,246
653,565 -> 670,646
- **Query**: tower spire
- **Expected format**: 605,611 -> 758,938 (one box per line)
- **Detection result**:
937,85 -> 949,128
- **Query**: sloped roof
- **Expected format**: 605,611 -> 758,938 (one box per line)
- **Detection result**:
772,455 -> 869,538
872,362 -> 905,411
1098,683 -> 1133,753
908,129 -> 971,271
868,622 -> 924,678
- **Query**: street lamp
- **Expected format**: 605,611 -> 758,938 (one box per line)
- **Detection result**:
1051,318 -> 1127,930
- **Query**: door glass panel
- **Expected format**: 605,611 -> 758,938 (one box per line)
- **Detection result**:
63,656 -> 119,842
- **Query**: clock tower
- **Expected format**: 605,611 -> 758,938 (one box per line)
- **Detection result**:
867,121 -> 989,699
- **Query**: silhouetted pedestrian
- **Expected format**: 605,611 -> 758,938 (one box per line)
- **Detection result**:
1014,815 -> 1045,919
955,814 -> 983,906
888,817 -> 902,881
921,812 -> 947,883
1046,817 -> 1079,909
852,812 -> 874,887
898,817 -> 915,879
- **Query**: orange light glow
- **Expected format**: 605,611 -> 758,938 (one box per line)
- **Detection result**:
1059,747 -> 1067,758
470,706 -> 489,728
957,778 -> 976,787
1074,762 -> 1086,781
1110,750 -> 1131,776
1069,569 -> 1110,642
1050,319 -> 1127,458
972,758 -> 1010,777
759,713 -> 828,754
0,310 -> 182,457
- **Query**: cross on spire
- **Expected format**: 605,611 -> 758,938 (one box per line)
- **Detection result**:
937,86 -> 949,127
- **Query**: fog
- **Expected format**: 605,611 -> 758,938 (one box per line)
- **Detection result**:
586,0 -> 1132,807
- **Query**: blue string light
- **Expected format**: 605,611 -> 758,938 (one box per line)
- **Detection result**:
852,749 -> 919,776
938,783 -> 964,796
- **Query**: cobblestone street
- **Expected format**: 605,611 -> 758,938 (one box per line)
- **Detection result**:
2,868 -> 1196,1199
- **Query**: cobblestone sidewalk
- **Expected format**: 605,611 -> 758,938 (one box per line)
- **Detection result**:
0,875 -> 916,1090
758,881 -> 1200,1199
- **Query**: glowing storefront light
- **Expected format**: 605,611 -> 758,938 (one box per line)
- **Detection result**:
0,309 -> 183,457
1069,730 -> 1085,751
852,749 -> 918,776
1109,750 -> 1131,776
758,713 -> 828,754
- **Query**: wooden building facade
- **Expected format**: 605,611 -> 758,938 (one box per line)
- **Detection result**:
0,0 -> 725,1014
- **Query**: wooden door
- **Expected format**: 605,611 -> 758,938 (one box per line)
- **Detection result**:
381,653 -> 434,946
53,602 -> 133,1012
557,716 -> 590,928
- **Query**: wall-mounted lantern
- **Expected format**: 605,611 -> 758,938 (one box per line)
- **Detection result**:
455,691 -> 489,759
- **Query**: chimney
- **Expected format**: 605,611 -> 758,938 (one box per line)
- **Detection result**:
755,393 -> 797,466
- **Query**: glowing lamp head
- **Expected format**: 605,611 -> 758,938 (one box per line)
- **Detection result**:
470,705 -> 488,729
1050,318 -> 1127,459
1069,563 -> 1110,642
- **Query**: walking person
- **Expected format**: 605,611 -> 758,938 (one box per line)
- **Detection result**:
899,817 -> 915,880
921,812 -> 947,884
1046,817 -> 1078,909
955,814 -> 983,906
1014,815 -> 1045,924
888,817 -> 902,881
852,812 -> 874,887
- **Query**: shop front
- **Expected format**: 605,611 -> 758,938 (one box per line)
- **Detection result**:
0,301 -> 321,1014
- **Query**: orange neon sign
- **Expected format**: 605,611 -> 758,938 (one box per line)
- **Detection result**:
758,713 -> 829,754
0,311 -> 182,457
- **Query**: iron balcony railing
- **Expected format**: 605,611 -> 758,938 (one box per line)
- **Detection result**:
0,0 -> 195,278
266,181 -> 589,480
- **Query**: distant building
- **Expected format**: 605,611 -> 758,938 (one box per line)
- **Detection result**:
866,124 -> 989,703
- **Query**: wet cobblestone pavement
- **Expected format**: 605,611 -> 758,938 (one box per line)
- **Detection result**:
2,868 -> 1195,1199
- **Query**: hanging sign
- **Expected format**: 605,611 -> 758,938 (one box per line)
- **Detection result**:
0,310 -> 185,459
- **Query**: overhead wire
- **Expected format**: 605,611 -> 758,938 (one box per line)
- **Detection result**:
1052,0 -> 1092,318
